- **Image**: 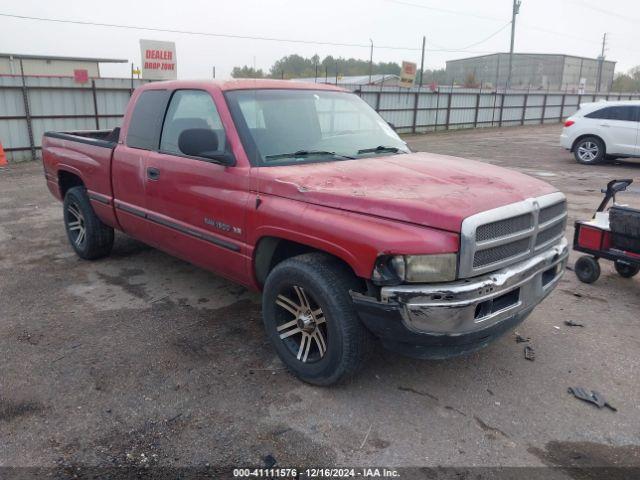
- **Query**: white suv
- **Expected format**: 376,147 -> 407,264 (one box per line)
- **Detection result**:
560,101 -> 640,165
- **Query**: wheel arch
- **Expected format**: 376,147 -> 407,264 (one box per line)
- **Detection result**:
253,235 -> 366,290
58,169 -> 85,198
571,134 -> 606,154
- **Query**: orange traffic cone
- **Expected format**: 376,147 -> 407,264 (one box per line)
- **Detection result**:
0,142 -> 7,167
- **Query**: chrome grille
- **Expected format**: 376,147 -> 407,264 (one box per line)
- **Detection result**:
473,238 -> 530,268
459,192 -> 567,278
536,221 -> 565,247
476,213 -> 533,242
539,201 -> 567,224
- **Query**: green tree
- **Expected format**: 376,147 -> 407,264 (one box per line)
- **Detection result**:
230,66 -> 265,78
612,66 -> 640,92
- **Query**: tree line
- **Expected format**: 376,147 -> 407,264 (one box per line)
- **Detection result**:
612,66 -> 640,93
231,54 -> 446,84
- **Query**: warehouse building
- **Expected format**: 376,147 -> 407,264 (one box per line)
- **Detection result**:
446,53 -> 616,92
0,53 -> 127,78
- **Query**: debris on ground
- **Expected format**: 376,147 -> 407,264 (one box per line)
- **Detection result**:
564,320 -> 585,328
264,454 -> 277,468
524,345 -> 535,361
568,387 -> 617,412
515,334 -> 530,343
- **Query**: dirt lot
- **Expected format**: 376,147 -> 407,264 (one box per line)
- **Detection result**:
1,124 -> 639,476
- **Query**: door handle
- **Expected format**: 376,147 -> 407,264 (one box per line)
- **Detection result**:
147,167 -> 160,180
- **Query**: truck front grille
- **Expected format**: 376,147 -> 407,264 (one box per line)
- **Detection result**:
475,213 -> 533,242
459,192 -> 567,278
473,238 -> 531,268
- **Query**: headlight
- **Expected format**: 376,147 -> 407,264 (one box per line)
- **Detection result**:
372,254 -> 457,285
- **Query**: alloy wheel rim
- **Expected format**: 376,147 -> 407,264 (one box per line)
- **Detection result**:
66,203 -> 86,247
577,142 -> 599,162
275,285 -> 327,363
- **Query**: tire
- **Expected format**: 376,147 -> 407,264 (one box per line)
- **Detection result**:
262,253 -> 374,386
63,186 -> 114,260
574,136 -> 605,165
614,260 -> 640,278
574,256 -> 601,284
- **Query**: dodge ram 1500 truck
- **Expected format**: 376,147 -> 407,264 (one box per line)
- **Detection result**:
42,79 -> 569,385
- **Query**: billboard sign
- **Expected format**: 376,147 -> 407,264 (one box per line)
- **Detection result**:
399,61 -> 417,88
140,39 -> 177,80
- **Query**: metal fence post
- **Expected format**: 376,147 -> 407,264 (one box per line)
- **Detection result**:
473,93 -> 480,128
540,93 -> 547,124
445,92 -> 452,130
559,94 -> 566,122
521,93 -> 528,126
375,91 -> 381,112
19,59 -> 37,162
498,93 -> 505,127
412,92 -> 419,133
91,80 -> 100,130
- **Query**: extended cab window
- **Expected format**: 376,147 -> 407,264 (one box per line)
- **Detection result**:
160,90 -> 226,155
586,106 -> 639,122
126,90 -> 171,150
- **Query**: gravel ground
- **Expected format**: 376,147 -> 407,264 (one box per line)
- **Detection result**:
1,124 -> 639,477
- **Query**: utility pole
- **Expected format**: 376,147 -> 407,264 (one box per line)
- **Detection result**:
419,35 -> 426,89
596,32 -> 607,92
506,0 -> 521,90
368,39 -> 374,85
212,66 -> 216,79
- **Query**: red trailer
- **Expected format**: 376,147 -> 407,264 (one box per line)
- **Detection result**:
574,179 -> 640,283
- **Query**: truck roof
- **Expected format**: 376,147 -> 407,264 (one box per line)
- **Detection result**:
139,78 -> 348,92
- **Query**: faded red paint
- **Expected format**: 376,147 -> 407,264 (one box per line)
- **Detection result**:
42,80 -> 559,290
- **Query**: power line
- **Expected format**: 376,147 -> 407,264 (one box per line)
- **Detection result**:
0,11 -> 509,56
384,0 -> 506,23
0,12 -> 420,51
429,22 -> 512,52
565,0 -> 640,23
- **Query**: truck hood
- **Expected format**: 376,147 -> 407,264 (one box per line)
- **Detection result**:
255,152 -> 557,232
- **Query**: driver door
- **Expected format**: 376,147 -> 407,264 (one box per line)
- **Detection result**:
144,89 -> 250,284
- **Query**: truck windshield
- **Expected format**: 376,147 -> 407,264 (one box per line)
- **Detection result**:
225,89 -> 409,166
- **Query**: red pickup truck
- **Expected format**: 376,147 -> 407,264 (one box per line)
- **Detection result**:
42,79 -> 569,385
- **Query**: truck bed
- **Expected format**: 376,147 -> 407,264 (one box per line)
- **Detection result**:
43,128 -> 120,149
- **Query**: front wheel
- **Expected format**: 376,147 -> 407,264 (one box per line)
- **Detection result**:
614,260 -> 640,278
574,137 -> 605,165
262,253 -> 374,386
574,256 -> 601,284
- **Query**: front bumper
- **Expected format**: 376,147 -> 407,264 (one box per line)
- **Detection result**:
352,238 -> 569,359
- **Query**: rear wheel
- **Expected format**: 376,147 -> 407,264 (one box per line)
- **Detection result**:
614,260 -> 640,278
262,253 -> 374,385
574,137 -> 605,165
63,186 -> 114,260
574,256 -> 601,284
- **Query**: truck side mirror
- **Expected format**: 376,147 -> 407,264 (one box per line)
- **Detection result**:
178,128 -> 235,166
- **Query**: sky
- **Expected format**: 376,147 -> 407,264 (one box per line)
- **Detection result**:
0,0 -> 638,79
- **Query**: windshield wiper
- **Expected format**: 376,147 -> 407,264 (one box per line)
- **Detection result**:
264,150 -> 355,161
357,145 -> 403,155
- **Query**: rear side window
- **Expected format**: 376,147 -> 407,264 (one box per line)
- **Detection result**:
160,90 -> 226,155
126,90 -> 171,150
586,106 -> 639,122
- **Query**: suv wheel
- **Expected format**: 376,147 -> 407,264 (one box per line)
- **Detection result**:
262,253 -> 374,385
574,137 -> 605,165
63,186 -> 114,260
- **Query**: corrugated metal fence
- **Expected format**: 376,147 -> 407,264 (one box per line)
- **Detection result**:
2,78 -> 640,163
352,85 -> 640,134
0,76 -> 149,163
